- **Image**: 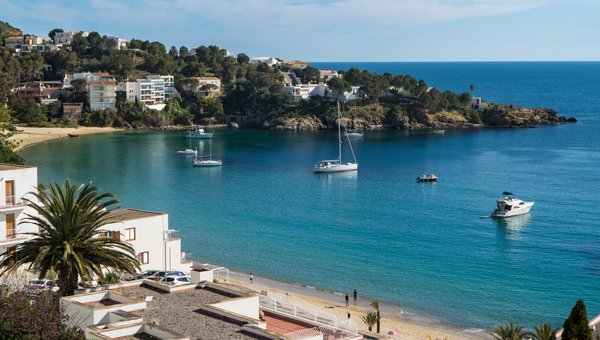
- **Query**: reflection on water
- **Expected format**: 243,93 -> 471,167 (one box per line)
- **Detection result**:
495,214 -> 532,240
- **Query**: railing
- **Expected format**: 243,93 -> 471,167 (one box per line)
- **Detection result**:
284,327 -> 321,340
259,291 -> 358,335
2,196 -> 26,208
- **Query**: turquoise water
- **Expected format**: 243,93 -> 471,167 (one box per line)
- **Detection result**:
22,62 -> 600,329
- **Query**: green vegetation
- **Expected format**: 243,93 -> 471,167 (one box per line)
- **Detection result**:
489,322 -> 527,340
0,180 -> 139,296
562,299 -> 593,340
360,312 -> 378,332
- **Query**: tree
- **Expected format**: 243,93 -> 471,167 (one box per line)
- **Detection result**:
361,312 -> 378,332
327,77 -> 351,101
0,291 -> 84,339
0,106 -> 24,165
489,322 -> 527,340
531,323 -> 559,340
168,45 -> 178,57
300,66 -> 320,84
562,299 -> 592,340
370,300 -> 381,333
236,53 -> 249,64
0,180 -> 140,296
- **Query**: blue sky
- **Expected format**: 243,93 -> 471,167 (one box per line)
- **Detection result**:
2,0 -> 599,61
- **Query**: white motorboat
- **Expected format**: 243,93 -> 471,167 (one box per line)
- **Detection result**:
193,140 -> 222,167
186,127 -> 213,139
177,135 -> 198,155
416,174 -> 438,182
314,102 -> 358,173
492,192 -> 534,218
433,129 -> 445,134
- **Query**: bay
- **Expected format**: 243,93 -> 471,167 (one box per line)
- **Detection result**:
21,62 -> 600,328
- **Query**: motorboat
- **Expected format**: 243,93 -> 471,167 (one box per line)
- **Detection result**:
416,174 -> 438,182
177,135 -> 197,155
433,129 -> 445,134
193,140 -> 222,167
492,192 -> 534,218
314,102 -> 358,173
186,127 -> 213,139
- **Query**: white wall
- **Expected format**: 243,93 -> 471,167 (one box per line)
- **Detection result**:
0,166 -> 39,255
210,296 -> 260,320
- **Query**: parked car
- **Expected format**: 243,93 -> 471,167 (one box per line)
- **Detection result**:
78,277 -> 99,288
25,279 -> 60,294
147,271 -> 185,280
137,269 -> 161,279
160,275 -> 192,286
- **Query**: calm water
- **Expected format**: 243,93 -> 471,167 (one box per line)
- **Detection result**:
22,62 -> 600,329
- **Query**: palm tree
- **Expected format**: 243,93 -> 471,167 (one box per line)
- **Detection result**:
531,323 -> 559,340
489,322 -> 527,340
0,180 -> 140,296
370,300 -> 381,333
361,312 -> 378,332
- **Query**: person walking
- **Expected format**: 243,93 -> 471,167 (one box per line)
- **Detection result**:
250,273 -> 254,284
345,293 -> 349,307
353,289 -> 357,303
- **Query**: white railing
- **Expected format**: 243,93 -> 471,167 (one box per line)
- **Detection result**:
284,327 -> 321,340
259,291 -> 358,335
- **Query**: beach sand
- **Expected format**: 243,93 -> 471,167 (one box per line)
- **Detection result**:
9,126 -> 123,151
217,271 -> 490,340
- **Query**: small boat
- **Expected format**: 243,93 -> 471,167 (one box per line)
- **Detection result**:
67,133 -> 80,138
314,102 -> 358,173
186,127 -> 213,139
177,136 -> 197,155
416,174 -> 438,182
491,192 -> 534,218
344,131 -> 364,138
193,140 -> 222,167
433,129 -> 445,134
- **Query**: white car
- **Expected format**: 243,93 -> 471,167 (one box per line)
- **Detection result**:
78,277 -> 99,288
160,275 -> 192,286
26,279 -> 60,293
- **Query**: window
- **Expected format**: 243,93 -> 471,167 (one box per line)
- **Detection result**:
99,231 -> 108,238
125,228 -> 136,241
138,251 -> 149,264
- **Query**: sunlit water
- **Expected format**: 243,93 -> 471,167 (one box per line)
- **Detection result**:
22,62 -> 600,328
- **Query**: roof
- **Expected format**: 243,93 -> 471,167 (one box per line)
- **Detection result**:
283,60 -> 307,65
197,77 -> 220,81
105,208 -> 164,222
0,163 -> 36,171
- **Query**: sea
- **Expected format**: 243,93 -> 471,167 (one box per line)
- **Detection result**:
21,62 -> 600,330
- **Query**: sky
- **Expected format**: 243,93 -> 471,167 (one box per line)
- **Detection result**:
1,0 -> 599,61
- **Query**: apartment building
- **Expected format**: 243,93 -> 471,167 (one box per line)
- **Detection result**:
66,72 -> 117,111
16,81 -> 63,104
122,75 -> 175,107
103,209 -> 192,273
0,164 -> 39,259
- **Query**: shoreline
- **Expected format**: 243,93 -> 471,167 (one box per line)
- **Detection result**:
9,126 -> 125,151
201,263 -> 490,339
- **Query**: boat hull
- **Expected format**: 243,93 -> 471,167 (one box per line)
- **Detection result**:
313,163 -> 358,173
186,133 -> 213,139
492,202 -> 534,218
344,133 -> 364,138
193,160 -> 222,167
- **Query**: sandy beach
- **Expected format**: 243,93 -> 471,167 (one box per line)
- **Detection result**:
9,126 -> 123,151
216,270 -> 490,340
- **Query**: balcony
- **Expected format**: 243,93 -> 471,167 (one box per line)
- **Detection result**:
0,234 -> 27,246
0,196 -> 27,212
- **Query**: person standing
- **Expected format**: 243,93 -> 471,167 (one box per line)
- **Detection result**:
345,293 -> 349,307
250,273 -> 254,284
353,289 -> 357,303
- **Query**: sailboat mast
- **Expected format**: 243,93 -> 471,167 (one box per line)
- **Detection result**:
337,101 -> 342,163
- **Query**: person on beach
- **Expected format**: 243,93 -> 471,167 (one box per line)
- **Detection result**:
345,293 -> 349,307
353,289 -> 357,302
250,273 -> 253,284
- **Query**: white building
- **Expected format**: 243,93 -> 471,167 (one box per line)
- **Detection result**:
0,164 -> 39,259
108,36 -> 127,50
88,73 -> 117,111
121,75 -> 175,109
249,57 -> 279,66
320,70 -> 339,82
103,208 -> 192,273
53,31 -> 76,44
471,97 -> 488,110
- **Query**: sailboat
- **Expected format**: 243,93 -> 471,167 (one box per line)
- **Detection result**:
176,135 -> 197,155
193,140 -> 222,167
313,102 -> 358,173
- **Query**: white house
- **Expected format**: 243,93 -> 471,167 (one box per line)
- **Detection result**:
319,70 -> 339,82
471,97 -> 488,110
53,31 -> 76,44
121,75 -> 175,108
108,36 -> 127,50
249,57 -> 279,66
0,164 -> 39,259
103,208 -> 192,273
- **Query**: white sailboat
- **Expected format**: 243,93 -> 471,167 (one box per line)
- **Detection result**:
176,136 -> 197,155
193,140 -> 222,167
313,102 -> 358,173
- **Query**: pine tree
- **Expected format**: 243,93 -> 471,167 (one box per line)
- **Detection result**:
562,299 -> 592,340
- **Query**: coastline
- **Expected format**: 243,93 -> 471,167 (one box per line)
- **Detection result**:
9,126 -> 124,151
206,265 -> 489,339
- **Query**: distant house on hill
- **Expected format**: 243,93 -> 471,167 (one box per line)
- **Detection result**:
120,75 -> 175,109
66,72 -> 117,111
249,57 -> 279,66
16,81 -> 63,104
471,97 -> 488,110
319,70 -> 339,82
282,60 -> 308,70
179,77 -> 222,98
